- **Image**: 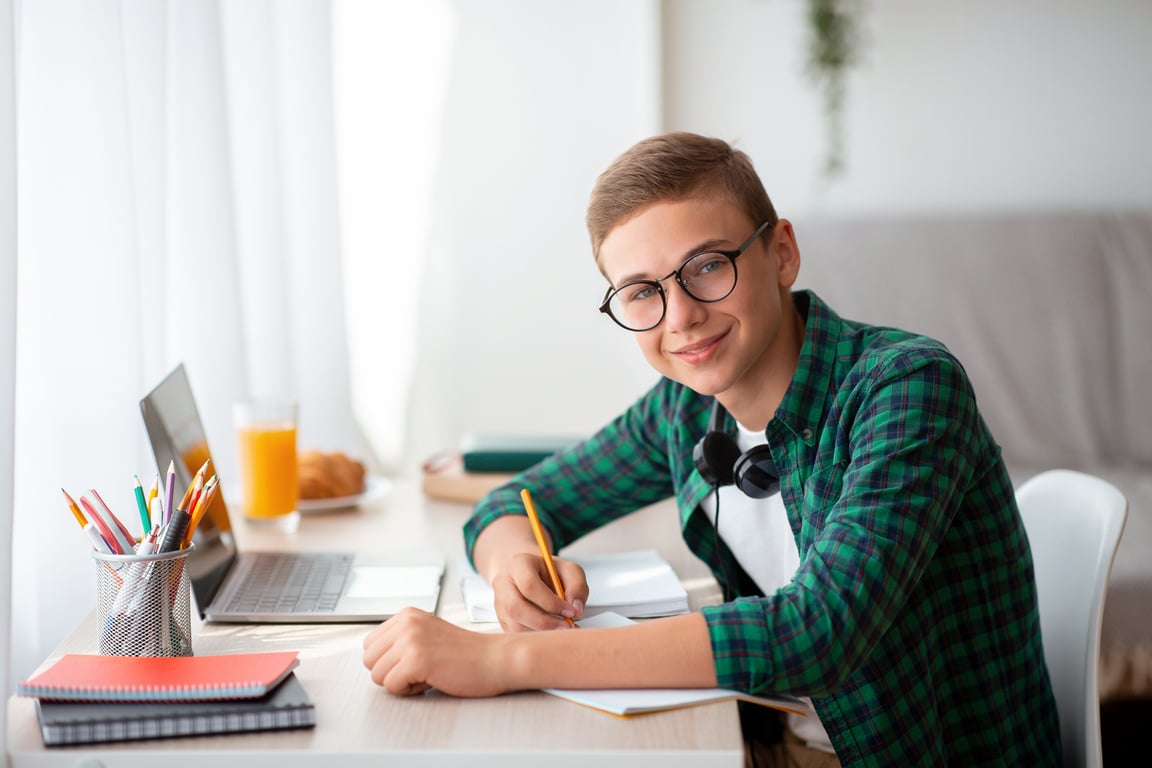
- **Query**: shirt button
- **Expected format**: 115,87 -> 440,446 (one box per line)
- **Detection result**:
801,428 -> 813,440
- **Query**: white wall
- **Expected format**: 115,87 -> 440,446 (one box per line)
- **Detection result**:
400,0 -> 1152,463
665,0 -> 1152,214
401,0 -> 665,465
1,0 -> 15,734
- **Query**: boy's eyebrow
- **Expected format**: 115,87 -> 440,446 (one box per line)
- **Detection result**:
610,236 -> 733,287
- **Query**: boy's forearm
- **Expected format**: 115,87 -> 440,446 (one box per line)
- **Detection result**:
504,612 -> 718,690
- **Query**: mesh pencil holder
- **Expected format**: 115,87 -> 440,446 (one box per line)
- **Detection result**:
92,544 -> 194,657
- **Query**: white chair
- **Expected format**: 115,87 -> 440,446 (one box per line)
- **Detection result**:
1016,469 -> 1127,768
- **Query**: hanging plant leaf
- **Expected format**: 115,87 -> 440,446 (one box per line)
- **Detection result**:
805,0 -> 865,176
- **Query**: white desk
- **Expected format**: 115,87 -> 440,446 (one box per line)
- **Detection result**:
7,480 -> 743,767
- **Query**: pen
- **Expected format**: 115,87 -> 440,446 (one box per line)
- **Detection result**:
74,502 -> 120,590
132,475 -> 150,535
78,496 -> 124,555
135,524 -> 159,556
164,460 -> 176,525
90,488 -> 138,554
83,524 -> 114,554
158,508 -> 191,553
62,489 -> 114,554
150,496 -> 164,535
520,488 -> 576,628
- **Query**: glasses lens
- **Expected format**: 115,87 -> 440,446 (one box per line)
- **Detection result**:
608,281 -> 664,331
681,252 -> 736,301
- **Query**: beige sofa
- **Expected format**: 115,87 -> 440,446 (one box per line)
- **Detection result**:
792,210 -> 1152,702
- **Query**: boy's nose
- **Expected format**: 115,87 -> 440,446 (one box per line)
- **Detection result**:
661,282 -> 705,331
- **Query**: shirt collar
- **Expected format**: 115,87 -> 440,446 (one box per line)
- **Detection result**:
773,290 -> 842,446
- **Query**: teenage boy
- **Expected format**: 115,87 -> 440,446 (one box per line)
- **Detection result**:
363,132 -> 1061,766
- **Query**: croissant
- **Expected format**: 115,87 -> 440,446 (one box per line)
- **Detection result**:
298,450 -> 366,499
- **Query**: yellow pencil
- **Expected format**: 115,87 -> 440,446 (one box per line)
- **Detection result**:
520,488 -> 576,628
61,488 -> 87,528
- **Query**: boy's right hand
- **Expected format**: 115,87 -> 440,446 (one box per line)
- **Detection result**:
488,552 -> 589,632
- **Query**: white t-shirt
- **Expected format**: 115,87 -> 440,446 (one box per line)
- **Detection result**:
699,421 -> 836,754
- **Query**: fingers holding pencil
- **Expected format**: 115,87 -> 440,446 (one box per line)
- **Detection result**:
518,489 -> 586,629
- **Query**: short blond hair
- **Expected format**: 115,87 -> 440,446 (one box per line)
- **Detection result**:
586,132 -> 778,265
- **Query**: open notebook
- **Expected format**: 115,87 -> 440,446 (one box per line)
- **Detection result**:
460,549 -> 689,622
543,613 -> 808,717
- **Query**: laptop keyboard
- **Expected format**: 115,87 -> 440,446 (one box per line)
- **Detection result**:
224,552 -> 353,614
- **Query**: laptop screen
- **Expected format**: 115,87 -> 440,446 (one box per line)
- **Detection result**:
140,364 -> 237,614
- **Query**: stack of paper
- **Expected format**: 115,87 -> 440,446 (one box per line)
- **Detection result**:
460,549 -> 689,622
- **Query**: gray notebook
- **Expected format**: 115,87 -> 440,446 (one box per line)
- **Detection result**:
140,364 -> 444,623
36,673 -> 316,745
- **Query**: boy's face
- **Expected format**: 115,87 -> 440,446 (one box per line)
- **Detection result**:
598,198 -> 800,403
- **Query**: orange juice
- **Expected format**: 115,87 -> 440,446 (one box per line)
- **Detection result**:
237,421 -> 298,519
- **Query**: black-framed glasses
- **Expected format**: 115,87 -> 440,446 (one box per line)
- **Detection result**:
598,220 -> 773,332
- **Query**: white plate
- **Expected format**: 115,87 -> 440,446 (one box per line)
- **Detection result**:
296,475 -> 392,512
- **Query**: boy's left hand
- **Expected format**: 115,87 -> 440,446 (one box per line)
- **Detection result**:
362,607 -> 513,697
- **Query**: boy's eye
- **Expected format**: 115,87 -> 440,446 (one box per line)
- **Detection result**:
685,253 -> 728,279
622,282 -> 660,304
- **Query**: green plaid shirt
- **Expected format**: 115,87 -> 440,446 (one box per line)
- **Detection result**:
465,291 -> 1060,766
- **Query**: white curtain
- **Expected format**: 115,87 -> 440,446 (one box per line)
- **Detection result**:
9,0 -> 374,685
1,0 -> 16,725
8,0 -> 654,690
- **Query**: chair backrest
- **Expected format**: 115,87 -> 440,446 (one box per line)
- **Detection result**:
1016,469 -> 1127,768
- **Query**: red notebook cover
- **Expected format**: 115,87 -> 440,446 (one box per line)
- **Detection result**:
18,651 -> 300,702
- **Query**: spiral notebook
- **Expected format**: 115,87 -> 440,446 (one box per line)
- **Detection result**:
35,673 -> 315,746
18,651 -> 300,703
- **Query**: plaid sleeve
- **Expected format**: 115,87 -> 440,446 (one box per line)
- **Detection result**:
463,378 -> 683,564
703,348 -> 987,695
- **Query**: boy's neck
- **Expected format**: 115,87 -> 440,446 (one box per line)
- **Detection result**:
721,300 -> 805,432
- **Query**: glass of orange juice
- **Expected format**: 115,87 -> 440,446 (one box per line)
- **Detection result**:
234,399 -> 299,530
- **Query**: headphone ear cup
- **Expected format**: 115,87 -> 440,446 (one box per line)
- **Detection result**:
693,430 -> 743,487
732,446 -> 781,499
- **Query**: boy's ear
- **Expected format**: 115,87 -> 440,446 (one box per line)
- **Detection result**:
773,219 -> 801,287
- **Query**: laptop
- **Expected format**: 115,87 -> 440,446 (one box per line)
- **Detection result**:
139,364 -> 444,623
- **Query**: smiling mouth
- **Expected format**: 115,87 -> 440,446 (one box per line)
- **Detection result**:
671,331 -> 727,358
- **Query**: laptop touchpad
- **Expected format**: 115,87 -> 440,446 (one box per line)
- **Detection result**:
346,565 -> 443,598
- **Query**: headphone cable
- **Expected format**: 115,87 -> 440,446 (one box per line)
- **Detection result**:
712,484 -> 738,603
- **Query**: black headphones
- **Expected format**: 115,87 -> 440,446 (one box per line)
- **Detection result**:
692,399 -> 781,498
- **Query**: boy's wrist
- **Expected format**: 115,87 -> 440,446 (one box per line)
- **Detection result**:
501,631 -> 541,692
